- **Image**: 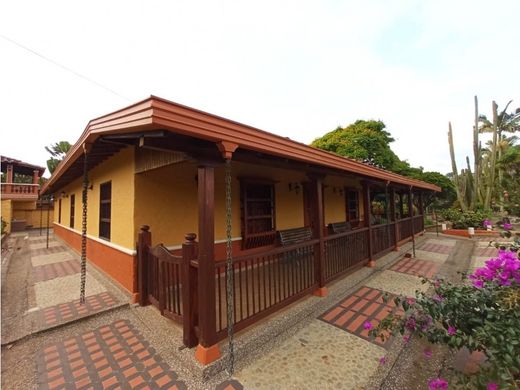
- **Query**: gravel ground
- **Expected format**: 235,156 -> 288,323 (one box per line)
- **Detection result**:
364,270 -> 429,297
31,251 -> 73,266
33,271 -> 107,308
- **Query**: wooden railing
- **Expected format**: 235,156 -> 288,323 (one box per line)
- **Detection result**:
137,215 -> 425,349
323,228 -> 369,282
214,239 -> 319,340
137,227 -> 198,347
397,217 -> 412,242
413,215 -> 424,233
371,223 -> 396,256
1,183 -> 39,196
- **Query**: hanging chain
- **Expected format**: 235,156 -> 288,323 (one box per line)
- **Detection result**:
225,159 -> 235,376
80,150 -> 88,304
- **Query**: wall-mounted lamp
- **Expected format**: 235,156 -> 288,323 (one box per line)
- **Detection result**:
288,182 -> 301,195
88,183 -> 94,190
332,187 -> 344,196
61,191 -> 69,198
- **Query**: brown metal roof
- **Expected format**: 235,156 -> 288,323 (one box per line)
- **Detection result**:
42,96 -> 441,194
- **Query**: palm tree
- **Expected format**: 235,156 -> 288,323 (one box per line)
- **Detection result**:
45,141 -> 72,174
479,101 -> 520,210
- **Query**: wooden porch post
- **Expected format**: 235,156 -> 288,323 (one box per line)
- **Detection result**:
418,191 -> 425,234
137,225 -> 151,306
309,174 -> 327,297
363,181 -> 375,267
409,186 -> 416,247
390,188 -> 399,251
182,233 -> 198,348
195,163 -> 221,364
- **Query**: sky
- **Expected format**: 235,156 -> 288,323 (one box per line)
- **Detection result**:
1,0 -> 518,178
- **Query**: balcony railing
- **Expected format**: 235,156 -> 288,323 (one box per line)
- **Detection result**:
1,183 -> 39,197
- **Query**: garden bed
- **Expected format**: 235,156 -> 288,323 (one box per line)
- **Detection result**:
442,229 -> 500,238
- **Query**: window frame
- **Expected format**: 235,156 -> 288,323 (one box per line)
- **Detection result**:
240,178 -> 277,250
99,181 -> 112,241
345,187 -> 360,222
69,194 -> 75,229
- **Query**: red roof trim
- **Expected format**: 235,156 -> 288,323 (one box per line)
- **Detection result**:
42,96 -> 441,193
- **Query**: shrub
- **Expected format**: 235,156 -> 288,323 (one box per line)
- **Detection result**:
441,209 -> 487,229
370,224 -> 520,388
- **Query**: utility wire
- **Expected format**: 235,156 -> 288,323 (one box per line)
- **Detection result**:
0,33 -> 131,102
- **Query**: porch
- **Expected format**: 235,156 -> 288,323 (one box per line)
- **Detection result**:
133,153 -> 426,365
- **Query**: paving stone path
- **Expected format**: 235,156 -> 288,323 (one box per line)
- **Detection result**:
37,320 -> 186,390
23,234 -> 127,333
230,235 -> 461,389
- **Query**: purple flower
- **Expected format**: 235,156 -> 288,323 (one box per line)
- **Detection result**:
503,223 -> 512,230
487,383 -> 498,390
363,321 -> 373,330
405,317 -> 417,331
433,294 -> 444,303
403,334 -> 411,344
447,326 -> 456,336
473,279 -> 484,288
423,349 -> 432,359
428,378 -> 449,390
483,219 -> 491,228
379,356 -> 387,365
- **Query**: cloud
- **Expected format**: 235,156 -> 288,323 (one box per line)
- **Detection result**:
0,0 -> 518,177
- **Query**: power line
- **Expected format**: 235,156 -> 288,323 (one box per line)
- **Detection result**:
0,33 -> 131,102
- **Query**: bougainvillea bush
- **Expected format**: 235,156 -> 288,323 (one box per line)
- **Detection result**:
370,230 -> 520,388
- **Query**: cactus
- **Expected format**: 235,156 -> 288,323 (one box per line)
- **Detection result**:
448,121 -> 468,211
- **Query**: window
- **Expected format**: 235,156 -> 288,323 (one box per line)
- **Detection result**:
58,199 -> 62,223
70,194 -> 75,229
241,180 -> 276,249
346,189 -> 359,221
99,182 -> 111,240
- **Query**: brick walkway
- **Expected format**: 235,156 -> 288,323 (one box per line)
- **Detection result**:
416,242 -> 452,254
319,286 -> 403,347
40,292 -> 118,327
33,260 -> 81,282
37,320 -> 187,390
390,257 -> 439,279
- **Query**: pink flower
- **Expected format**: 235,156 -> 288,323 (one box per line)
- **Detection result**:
487,383 -> 498,390
406,297 -> 416,305
403,335 -> 411,344
363,321 -> 373,330
423,349 -> 433,359
447,326 -> 456,336
379,356 -> 387,365
428,377 -> 448,390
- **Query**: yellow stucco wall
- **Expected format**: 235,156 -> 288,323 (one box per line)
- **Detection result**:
12,200 -> 53,228
323,175 -> 364,224
1,199 -> 12,233
134,160 -> 307,247
54,147 -> 135,249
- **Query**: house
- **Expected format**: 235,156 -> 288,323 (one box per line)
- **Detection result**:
1,156 -> 49,233
41,96 -> 440,364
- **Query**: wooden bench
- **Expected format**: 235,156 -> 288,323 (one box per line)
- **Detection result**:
277,227 -> 313,264
278,226 -> 313,246
328,221 -> 352,234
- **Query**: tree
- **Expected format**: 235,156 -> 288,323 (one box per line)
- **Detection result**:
311,120 -> 401,170
479,101 -> 520,210
311,120 -> 455,209
45,141 -> 72,174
